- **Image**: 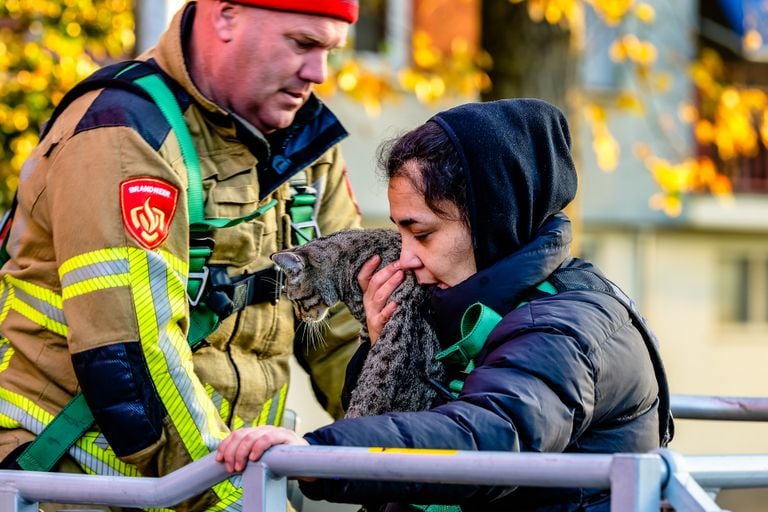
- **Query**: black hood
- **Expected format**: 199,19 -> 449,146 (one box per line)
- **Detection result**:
431,99 -> 577,270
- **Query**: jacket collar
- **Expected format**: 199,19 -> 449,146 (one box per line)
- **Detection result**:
429,213 -> 573,344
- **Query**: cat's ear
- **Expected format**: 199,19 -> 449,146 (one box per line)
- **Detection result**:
271,251 -> 304,275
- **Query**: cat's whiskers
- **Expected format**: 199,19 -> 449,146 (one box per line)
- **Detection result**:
300,318 -> 329,352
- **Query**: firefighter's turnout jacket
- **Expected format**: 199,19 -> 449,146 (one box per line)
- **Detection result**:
0,3 -> 361,510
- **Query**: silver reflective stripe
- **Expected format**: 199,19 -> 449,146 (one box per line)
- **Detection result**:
60,259 -> 130,288
145,252 -> 220,451
14,287 -> 66,326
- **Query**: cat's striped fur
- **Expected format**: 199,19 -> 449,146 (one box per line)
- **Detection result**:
271,228 -> 444,418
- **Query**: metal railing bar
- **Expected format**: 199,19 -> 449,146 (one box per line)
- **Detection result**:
685,455 -> 768,489
3,447 -> 768,510
0,453 -> 229,508
609,454 -> 666,512
260,446 -> 629,488
671,394 -> 768,421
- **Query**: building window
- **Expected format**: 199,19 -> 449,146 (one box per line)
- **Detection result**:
354,0 -> 388,53
718,253 -> 768,324
581,6 -> 621,91
351,0 -> 410,69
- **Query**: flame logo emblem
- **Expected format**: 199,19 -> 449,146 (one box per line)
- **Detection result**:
120,177 -> 179,250
130,198 -> 166,245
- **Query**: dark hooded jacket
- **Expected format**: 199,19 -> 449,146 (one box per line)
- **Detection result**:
300,99 -> 670,511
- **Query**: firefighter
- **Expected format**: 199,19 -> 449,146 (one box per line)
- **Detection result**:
0,1 -> 361,510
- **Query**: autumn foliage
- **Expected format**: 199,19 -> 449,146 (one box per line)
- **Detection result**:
0,0 -> 134,207
0,0 -> 762,216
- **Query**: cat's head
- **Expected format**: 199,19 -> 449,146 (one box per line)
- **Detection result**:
271,249 -> 341,323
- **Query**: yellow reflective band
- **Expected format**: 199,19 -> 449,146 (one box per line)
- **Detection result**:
203,486 -> 242,512
73,431 -> 142,478
255,383 -> 288,427
13,298 -> 68,336
0,412 -> 19,429
368,447 -> 458,456
2,275 -> 67,335
206,384 -> 232,426
0,338 -> 14,373
62,274 -> 131,300
0,386 -> 55,431
0,279 -> 12,325
159,248 -> 188,280
257,396 -> 273,426
274,383 -> 288,426
127,249 -> 239,505
6,275 -> 62,309
59,247 -> 129,276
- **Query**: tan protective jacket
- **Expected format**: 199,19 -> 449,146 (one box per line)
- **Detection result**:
0,3 -> 360,510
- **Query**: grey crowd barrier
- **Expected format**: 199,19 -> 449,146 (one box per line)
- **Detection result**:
0,394 -> 765,511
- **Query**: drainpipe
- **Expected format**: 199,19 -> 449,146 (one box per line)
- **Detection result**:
134,0 -> 183,54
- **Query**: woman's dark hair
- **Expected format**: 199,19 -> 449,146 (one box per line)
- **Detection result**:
377,120 -> 469,227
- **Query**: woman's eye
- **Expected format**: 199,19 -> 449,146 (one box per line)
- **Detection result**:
414,232 -> 431,241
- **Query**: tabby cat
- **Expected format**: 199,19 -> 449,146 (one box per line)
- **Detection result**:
271,228 -> 444,418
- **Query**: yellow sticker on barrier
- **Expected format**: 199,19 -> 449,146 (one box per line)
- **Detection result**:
369,447 -> 458,455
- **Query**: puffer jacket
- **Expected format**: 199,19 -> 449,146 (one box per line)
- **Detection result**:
0,2 -> 360,510
301,216 -> 665,511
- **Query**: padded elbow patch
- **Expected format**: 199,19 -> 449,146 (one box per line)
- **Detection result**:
72,342 -> 166,457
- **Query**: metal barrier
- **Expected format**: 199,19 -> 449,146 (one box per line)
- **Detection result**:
0,394 -> 766,512
671,394 -> 768,421
1,446 -> 768,512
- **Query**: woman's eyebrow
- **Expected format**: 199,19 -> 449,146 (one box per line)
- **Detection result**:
390,216 -> 418,228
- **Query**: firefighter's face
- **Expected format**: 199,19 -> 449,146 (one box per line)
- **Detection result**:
211,4 -> 348,133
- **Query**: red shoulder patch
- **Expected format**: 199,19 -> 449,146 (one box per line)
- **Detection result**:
120,177 -> 179,250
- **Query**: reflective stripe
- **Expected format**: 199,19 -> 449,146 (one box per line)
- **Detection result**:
0,279 -> 12,325
60,249 -> 131,300
208,384 -> 286,429
0,338 -> 13,373
3,275 -> 67,336
59,247 -> 128,276
0,387 -> 53,436
14,286 -> 67,326
256,384 -> 287,427
128,249 -> 240,504
2,246 -> 243,509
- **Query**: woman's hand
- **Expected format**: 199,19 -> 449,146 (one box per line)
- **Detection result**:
216,426 -> 308,473
358,255 -> 404,345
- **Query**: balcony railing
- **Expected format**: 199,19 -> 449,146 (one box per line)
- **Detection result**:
0,394 -> 765,512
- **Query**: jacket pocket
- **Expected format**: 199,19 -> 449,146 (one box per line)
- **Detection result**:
207,182 -> 271,268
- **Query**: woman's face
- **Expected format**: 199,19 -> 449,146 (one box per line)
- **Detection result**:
388,162 -> 477,289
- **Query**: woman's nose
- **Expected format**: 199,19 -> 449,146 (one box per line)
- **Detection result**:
398,242 -> 421,270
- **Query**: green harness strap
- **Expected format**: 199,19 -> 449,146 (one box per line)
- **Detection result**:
16,393 -> 93,472
15,66 -> 280,472
408,281 -> 556,509
287,172 -> 320,246
435,280 -> 557,398
129,71 -> 277,344
410,505 -> 463,512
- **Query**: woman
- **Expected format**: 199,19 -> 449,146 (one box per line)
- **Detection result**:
217,99 -> 673,511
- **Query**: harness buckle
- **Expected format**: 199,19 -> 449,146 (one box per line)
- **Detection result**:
290,219 -> 321,244
188,266 -> 210,307
231,279 -> 250,312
